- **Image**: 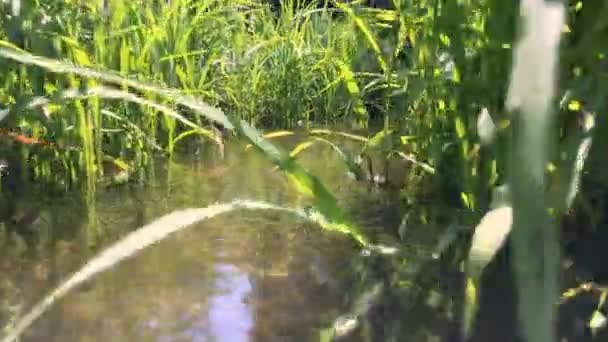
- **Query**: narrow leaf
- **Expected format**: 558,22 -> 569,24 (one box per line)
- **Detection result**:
0,43 -> 233,131
238,121 -> 366,244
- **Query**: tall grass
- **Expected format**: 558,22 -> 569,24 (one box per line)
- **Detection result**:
0,0 -> 502,196
0,0 -> 377,184
0,0 -> 506,196
2,0 -> 608,341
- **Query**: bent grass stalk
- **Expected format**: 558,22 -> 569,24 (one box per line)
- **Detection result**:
0,199 -> 371,342
0,43 -> 233,131
19,86 -> 220,144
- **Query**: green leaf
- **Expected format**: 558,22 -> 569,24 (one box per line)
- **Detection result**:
462,276 -> 479,338
119,39 -> 130,73
367,129 -> 393,150
337,61 -> 368,124
102,155 -> 129,172
455,117 -> 466,139
319,328 -> 335,342
565,113 -> 594,210
589,310 -> 607,331
0,43 -> 234,131
568,100 -> 581,111
334,2 -> 388,73
238,121 -> 367,245
311,137 -> 366,181
400,136 -> 416,145
438,99 -> 446,111
289,140 -> 316,157
262,130 -> 295,139
244,130 -> 295,150
362,129 -> 393,156
309,129 -> 368,143
19,86 -> 220,145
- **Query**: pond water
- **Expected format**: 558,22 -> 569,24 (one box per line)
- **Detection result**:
2,135 -> 602,342
0,136 -> 460,342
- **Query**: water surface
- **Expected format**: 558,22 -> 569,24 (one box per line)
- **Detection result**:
1,137 -> 440,342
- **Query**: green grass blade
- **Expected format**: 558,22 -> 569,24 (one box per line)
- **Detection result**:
238,120 -> 367,245
394,151 -> 436,175
289,137 -> 366,181
362,128 -> 393,154
290,140 -> 317,157
334,2 -> 388,74
309,129 -> 368,143
336,61 -> 369,125
19,86 -> 220,145
0,43 -> 233,131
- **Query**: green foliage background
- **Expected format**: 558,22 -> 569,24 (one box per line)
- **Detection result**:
1,0 -> 608,341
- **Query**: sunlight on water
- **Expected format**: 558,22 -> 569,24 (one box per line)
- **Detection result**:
207,264 -> 253,342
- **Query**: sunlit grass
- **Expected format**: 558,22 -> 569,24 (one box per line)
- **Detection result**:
0,0 -> 458,194
0,0 -> 393,185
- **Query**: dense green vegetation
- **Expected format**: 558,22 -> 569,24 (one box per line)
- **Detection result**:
2,0 -> 608,341
0,0 -> 506,195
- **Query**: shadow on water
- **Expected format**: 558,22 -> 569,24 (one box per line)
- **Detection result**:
2,134 -> 608,342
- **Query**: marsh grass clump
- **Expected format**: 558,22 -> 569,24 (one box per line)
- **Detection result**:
0,0 -> 408,187
0,0 -> 485,198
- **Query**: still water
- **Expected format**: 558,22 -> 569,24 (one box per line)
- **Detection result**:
0,136 -> 456,342
3,135 -> 603,342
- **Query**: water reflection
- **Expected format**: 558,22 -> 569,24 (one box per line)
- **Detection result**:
206,264 -> 252,342
3,134 -> 607,341
0,139 -> 379,341
146,263 -> 254,342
